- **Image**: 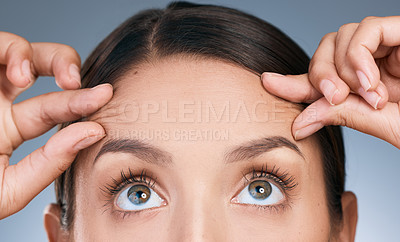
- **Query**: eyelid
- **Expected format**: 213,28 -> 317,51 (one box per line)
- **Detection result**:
247,164 -> 298,190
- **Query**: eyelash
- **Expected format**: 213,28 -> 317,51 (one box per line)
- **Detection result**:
101,168 -> 157,218
240,163 -> 298,213
101,164 -> 297,218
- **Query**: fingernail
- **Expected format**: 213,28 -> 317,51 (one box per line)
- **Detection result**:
21,59 -> 31,84
356,70 -> 371,92
55,78 -> 62,89
319,79 -> 339,105
358,87 -> 381,109
294,122 -> 324,140
69,64 -> 81,88
90,83 -> 112,91
261,72 -> 284,79
74,133 -> 105,150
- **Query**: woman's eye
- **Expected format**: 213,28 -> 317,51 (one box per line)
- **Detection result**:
233,180 -> 284,206
115,184 -> 165,211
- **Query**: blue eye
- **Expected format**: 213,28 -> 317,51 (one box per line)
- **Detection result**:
116,184 -> 165,211
233,180 -> 284,206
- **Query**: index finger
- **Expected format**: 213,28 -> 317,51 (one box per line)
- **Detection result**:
0,31 -> 33,87
31,42 -> 81,90
0,32 -> 82,90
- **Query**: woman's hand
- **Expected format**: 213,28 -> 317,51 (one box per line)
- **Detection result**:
0,32 -> 113,219
261,16 -> 400,149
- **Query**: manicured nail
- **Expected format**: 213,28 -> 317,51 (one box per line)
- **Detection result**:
69,64 -> 81,88
356,70 -> 371,92
55,78 -> 62,89
319,79 -> 339,105
21,59 -> 31,84
358,87 -> 381,109
374,96 -> 382,109
294,122 -> 324,140
74,133 -> 105,150
90,83 -> 113,91
261,72 -> 284,79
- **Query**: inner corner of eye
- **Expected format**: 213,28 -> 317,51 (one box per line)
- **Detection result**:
231,197 -> 240,204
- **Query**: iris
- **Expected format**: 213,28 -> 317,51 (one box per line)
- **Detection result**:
248,180 -> 272,200
127,185 -> 151,205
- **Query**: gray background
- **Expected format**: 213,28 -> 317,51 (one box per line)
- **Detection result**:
0,0 -> 399,241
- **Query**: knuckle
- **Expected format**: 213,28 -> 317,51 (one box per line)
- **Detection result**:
38,96 -> 59,125
40,140 -> 71,174
345,47 -> 358,62
49,44 -> 81,68
360,16 -> 378,25
335,62 -> 348,78
308,58 -> 316,72
57,44 -> 81,62
63,44 -> 78,56
5,35 -> 32,60
67,98 -> 84,118
334,97 -> 362,127
320,32 -> 337,42
335,106 -> 351,127
309,62 -> 334,84
308,63 -> 323,81
337,23 -> 358,34
335,60 -> 345,73
56,158 -> 71,174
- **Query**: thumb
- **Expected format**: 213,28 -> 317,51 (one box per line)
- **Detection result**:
292,94 -> 400,149
0,121 -> 105,219
261,72 -> 322,103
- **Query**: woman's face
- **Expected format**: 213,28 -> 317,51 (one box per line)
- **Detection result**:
71,57 -> 332,241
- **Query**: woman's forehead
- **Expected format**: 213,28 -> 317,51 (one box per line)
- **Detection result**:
85,57 -> 316,158
91,56 -> 302,131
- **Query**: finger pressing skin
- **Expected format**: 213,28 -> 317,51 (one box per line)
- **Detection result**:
0,32 -> 33,88
261,73 -> 322,103
11,83 -> 113,147
0,121 -> 105,218
309,32 -> 350,105
31,42 -> 81,90
292,94 -> 400,149
347,16 -> 400,92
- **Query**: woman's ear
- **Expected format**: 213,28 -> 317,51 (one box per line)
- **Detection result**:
338,191 -> 358,242
43,203 -> 69,242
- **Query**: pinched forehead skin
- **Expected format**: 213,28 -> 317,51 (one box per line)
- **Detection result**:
90,56 -> 306,150
71,56 -> 330,241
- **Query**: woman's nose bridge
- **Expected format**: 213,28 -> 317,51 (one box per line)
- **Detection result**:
169,180 -> 228,242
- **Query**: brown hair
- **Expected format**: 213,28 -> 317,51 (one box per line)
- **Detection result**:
56,1 -> 345,231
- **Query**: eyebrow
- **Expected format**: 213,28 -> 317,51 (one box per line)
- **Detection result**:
93,138 -> 173,166
224,136 -> 304,163
93,136 -> 304,166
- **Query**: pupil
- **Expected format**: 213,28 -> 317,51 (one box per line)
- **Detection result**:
248,180 -> 272,200
127,185 -> 151,205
